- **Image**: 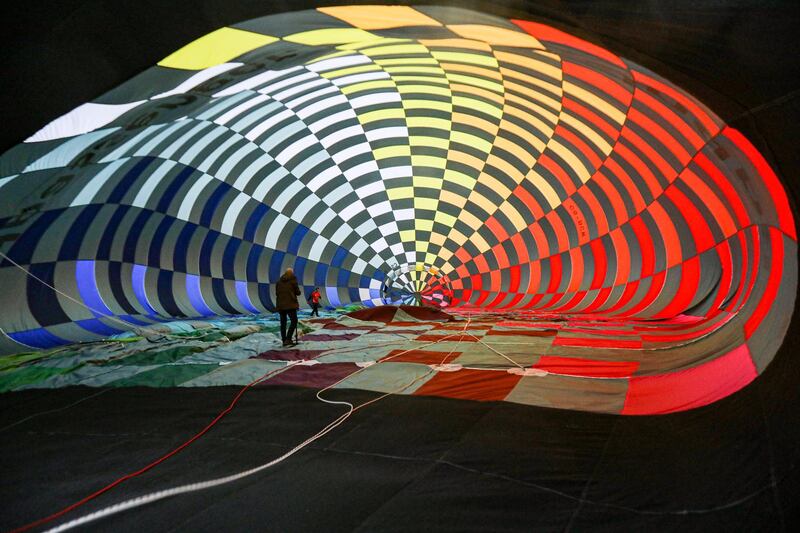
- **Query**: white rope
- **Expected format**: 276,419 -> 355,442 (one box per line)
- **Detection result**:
44,318 -> 471,532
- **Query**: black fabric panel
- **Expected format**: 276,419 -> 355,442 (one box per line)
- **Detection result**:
1,382 -> 799,531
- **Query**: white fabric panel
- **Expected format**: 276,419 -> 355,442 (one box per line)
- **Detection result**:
320,125 -> 362,148
0,175 -> 17,191
153,63 -> 243,99
213,66 -> 299,97
359,182 -> 385,200
332,71 -> 390,87
274,77 -> 328,102
307,54 -> 370,73
276,135 -> 317,166
291,194 -> 318,222
379,166 -> 412,180
332,143 -> 370,166
177,173 -> 214,221
260,71 -> 316,95
220,192 -> 250,235
349,239 -> 368,257
251,167 -> 289,202
329,223 -> 351,245
179,126 -> 228,165
214,93 -> 271,126
365,126 -> 407,142
71,158 -> 132,207
309,209 -> 336,233
24,128 -> 118,172
216,143 -> 257,181
129,122 -> 185,158
270,179 -> 305,211
393,208 -> 415,221
344,160 -> 379,181
308,110 -> 353,133
368,255 -> 385,269
350,92 -> 401,109
264,212 -> 290,249
306,165 -> 340,193
245,109 -> 293,141
26,103 -> 144,143
129,159 -> 176,208
296,94 -> 350,121
196,134 -> 240,173
282,85 -> 338,110
159,121 -> 212,160
307,235 -> 328,262
352,259 -> 369,274
232,153 -> 274,191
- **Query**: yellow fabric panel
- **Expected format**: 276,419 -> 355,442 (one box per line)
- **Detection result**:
373,145 -> 411,159
451,112 -> 499,135
434,211 -> 457,227
497,200 -> 529,232
431,51 -> 497,68
159,27 -> 277,70
494,51 -> 562,83
399,229 -> 416,241
409,135 -> 449,150
318,6 -> 441,30
447,24 -> 544,49
403,100 -> 452,112
419,38 -> 492,52
440,62 -> 502,82
415,219 -> 434,231
498,117 -> 547,154
384,66 -> 444,75
322,64 -> 380,79
411,155 -> 448,169
338,38 -> 407,51
451,95 -> 503,120
449,149 -> 486,169
423,252 -> 439,265
443,169 -> 475,189
414,176 -> 442,189
414,197 -> 438,210
493,135 -> 539,168
439,190 -> 468,209
503,82 -> 561,121
526,169 -> 561,209
504,93 -> 559,129
471,232 -> 491,253
387,186 -> 414,200
459,209 -> 484,231
361,44 -> 432,57
438,248 -> 455,262
478,173 -> 512,199
563,81 -> 626,125
375,57 -> 438,66
450,131 -> 493,154
284,28 -> 377,45
342,80 -> 396,95
469,189 -> 500,215
486,152 -> 527,184
549,139 -> 592,183
407,118 -> 451,131
445,73 -> 504,94
398,84 -> 451,96
560,112 -> 613,155
430,230 -> 447,246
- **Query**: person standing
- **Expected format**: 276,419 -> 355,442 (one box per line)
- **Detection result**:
275,267 -> 301,346
309,287 -> 322,317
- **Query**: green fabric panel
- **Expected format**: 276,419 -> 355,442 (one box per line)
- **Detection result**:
108,364 -> 217,387
0,366 -> 72,392
99,345 -> 204,366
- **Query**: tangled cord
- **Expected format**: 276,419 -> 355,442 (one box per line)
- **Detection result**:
12,318 -> 470,532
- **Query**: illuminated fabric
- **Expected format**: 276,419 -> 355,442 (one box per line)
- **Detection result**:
0,6 -> 795,413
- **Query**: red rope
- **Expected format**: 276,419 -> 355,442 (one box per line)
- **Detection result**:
10,364 -> 287,533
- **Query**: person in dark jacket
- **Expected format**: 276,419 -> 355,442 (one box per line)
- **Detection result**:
275,268 -> 301,346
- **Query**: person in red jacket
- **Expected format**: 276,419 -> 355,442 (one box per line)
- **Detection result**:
309,287 -> 322,317
275,268 -> 300,346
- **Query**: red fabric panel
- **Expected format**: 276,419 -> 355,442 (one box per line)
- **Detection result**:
534,356 -> 640,377
723,127 -> 796,240
622,343 -> 757,414
553,336 -> 643,349
744,227 -> 785,339
414,368 -> 522,402
511,19 -> 627,69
